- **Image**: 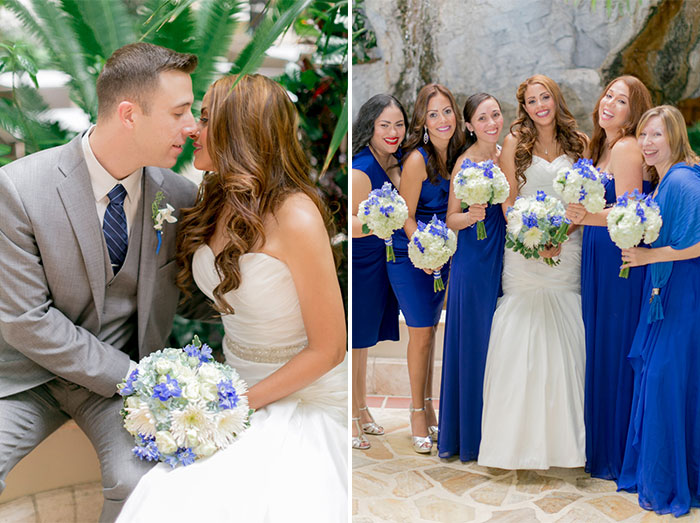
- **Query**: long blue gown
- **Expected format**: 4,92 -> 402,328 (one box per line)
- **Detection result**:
617,163 -> 700,517
386,147 -> 451,327
581,176 -> 651,480
352,146 -> 400,348
438,203 -> 505,461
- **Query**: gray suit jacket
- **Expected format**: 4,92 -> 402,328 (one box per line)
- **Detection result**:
0,134 -> 213,398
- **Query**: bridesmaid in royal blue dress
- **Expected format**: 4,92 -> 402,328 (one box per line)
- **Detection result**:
437,93 -> 506,461
351,94 -> 408,450
566,76 -> 652,480
387,83 -> 465,454
617,105 -> 700,517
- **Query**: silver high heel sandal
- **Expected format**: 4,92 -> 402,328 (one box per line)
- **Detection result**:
426,398 -> 438,442
408,405 -> 432,454
358,405 -> 384,435
352,417 -> 371,450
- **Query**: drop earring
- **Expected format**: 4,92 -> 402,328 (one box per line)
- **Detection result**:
423,127 -> 429,144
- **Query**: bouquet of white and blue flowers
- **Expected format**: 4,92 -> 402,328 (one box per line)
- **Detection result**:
118,336 -> 251,468
553,158 -> 607,215
505,190 -> 570,267
408,215 -> 457,291
453,158 -> 510,240
357,181 -> 409,262
607,188 -> 662,278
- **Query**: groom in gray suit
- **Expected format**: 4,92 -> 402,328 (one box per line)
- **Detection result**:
0,43 -> 213,521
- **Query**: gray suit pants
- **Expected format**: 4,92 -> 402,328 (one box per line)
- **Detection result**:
0,378 -> 154,522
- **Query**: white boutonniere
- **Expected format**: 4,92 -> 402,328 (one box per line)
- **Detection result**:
152,191 -> 177,254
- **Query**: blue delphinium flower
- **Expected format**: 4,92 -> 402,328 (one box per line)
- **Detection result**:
184,344 -> 198,358
416,220 -> 427,232
523,212 -> 539,229
536,190 -> 546,202
482,159 -> 495,179
152,374 -> 182,401
119,369 -> 139,396
217,380 -> 240,410
578,187 -> 588,202
616,193 -> 629,207
133,434 -> 160,462
199,343 -> 213,362
413,237 -> 425,254
635,203 -> 647,223
177,447 -> 197,467
549,214 -> 564,227
428,216 -> 449,240
379,204 -> 394,218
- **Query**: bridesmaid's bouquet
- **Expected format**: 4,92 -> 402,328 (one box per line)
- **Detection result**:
553,158 -> 607,215
408,215 -> 457,292
505,191 -> 570,267
357,181 -> 409,262
606,189 -> 662,278
118,336 -> 252,468
453,158 -> 510,240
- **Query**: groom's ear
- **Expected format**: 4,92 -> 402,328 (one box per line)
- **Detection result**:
117,100 -> 139,129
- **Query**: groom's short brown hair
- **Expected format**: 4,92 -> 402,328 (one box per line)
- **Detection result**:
96,42 -> 197,117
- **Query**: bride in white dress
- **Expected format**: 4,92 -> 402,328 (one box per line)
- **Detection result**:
478,75 -> 589,470
117,74 -> 347,522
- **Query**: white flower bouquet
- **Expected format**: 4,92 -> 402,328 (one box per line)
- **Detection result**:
553,158 -> 606,216
117,336 -> 251,468
357,181 -> 409,262
408,215 -> 457,291
453,158 -> 510,240
505,190 -> 570,267
606,188 -> 662,278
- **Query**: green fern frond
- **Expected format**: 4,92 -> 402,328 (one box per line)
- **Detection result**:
140,0 -> 196,54
190,0 -> 243,102
230,0 -> 313,80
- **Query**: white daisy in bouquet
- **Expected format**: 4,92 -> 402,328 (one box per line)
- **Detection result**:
606,188 -> 662,278
408,215 -> 457,291
505,190 -> 570,267
553,158 -> 607,216
453,158 -> 510,240
357,181 -> 409,262
117,336 -> 252,468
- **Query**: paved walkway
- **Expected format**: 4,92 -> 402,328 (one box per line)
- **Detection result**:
353,398 -> 700,522
0,482 -> 102,523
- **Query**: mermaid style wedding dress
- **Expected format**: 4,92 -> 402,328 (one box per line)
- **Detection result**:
478,155 -> 586,469
117,246 -> 348,522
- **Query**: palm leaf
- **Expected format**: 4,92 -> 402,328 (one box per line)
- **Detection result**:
72,0 -> 136,56
229,0 -> 313,80
190,0 -> 243,101
321,98 -> 346,175
139,0 -> 197,42
140,0 -> 197,54
59,0 -> 106,58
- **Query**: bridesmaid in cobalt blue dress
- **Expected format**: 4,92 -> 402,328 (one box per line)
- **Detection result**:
351,94 -> 408,450
566,76 -> 652,480
617,106 -> 700,517
387,83 -> 465,454
437,93 -> 506,461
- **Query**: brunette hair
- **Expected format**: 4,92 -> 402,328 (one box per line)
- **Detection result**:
402,83 -> 466,184
589,76 -> 652,166
636,105 -> 700,184
462,92 -> 502,151
510,74 -> 587,188
175,74 -> 334,314
352,94 -> 408,157
96,42 -> 197,117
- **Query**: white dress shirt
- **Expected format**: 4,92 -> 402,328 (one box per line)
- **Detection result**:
81,127 -> 143,233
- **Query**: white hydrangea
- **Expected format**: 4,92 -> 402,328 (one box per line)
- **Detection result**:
553,158 -> 606,214
357,181 -> 408,239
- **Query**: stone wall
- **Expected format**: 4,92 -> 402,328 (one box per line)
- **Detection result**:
353,0 -> 700,135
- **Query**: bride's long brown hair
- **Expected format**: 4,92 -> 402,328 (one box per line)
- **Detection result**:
176,74 -> 334,314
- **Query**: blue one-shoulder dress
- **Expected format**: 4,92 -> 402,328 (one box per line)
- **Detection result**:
618,163 -> 700,517
438,202 -> 505,461
581,176 -> 651,480
386,147 -> 451,327
352,146 -> 400,348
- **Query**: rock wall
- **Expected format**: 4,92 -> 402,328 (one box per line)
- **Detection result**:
353,0 -> 700,134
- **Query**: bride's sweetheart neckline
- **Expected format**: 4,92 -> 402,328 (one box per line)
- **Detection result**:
532,154 -> 569,165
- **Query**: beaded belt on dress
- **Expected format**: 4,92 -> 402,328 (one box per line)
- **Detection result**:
224,335 -> 306,364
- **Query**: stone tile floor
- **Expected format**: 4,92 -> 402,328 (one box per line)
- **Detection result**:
353,398 -> 700,522
0,482 -> 102,523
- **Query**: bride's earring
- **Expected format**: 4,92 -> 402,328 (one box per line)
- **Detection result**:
423,127 -> 429,144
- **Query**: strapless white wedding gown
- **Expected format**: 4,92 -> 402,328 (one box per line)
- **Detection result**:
478,155 -> 586,469
117,246 -> 348,522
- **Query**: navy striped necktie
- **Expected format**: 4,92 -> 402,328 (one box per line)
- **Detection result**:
104,184 -> 128,273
